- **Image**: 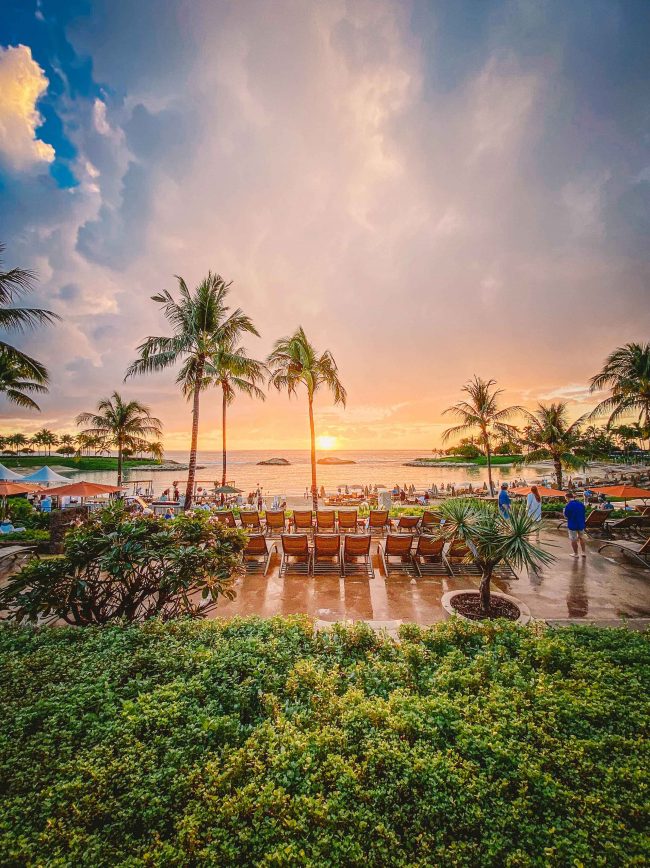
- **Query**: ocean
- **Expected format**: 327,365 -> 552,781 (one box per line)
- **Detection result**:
75,449 -> 543,497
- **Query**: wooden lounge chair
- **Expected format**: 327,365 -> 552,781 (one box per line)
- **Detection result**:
421,510 -> 442,533
598,536 -> 650,568
557,510 -> 609,536
240,510 -> 263,532
316,510 -> 336,533
412,535 -> 447,577
366,509 -> 390,536
243,534 -> 276,575
337,510 -> 359,532
312,533 -> 342,576
292,510 -> 314,534
444,539 -> 481,577
380,533 -> 417,577
638,506 -> 650,516
0,544 -> 38,568
392,515 -> 421,534
342,534 -> 374,578
214,510 -> 236,527
264,510 -> 287,536
279,534 -> 312,577
606,515 -> 650,538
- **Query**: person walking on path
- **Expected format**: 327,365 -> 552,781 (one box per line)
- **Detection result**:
498,482 -> 511,518
564,492 -> 587,558
526,485 -> 542,522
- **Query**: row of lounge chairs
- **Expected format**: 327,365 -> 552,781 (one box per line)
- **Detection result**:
217,509 -> 444,536
243,533 -> 517,580
557,510 -> 650,538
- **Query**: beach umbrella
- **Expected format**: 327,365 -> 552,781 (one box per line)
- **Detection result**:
0,463 -> 25,481
0,481 -> 42,519
590,484 -> 650,507
44,481 -> 122,498
21,466 -> 71,484
511,485 -> 565,498
214,485 -> 242,494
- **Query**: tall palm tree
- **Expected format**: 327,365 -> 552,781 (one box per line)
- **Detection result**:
442,376 -> 523,495
7,433 -> 28,454
267,326 -> 346,512
589,343 -> 650,449
0,354 -> 47,411
39,429 -> 58,456
76,392 -> 163,487
125,273 -> 257,508
0,243 -> 60,388
204,338 -> 266,486
519,403 -> 589,490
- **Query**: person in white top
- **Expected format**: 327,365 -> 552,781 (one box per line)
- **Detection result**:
526,485 -> 542,522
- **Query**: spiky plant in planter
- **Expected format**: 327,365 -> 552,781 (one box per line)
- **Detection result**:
438,498 -> 554,615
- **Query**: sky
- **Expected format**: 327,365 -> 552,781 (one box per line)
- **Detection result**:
0,0 -> 649,452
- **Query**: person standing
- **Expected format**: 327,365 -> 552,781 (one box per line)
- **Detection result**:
498,482 -> 511,518
526,485 -> 542,522
563,492 -> 587,558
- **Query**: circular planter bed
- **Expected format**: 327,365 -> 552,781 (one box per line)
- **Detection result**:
441,590 -> 531,625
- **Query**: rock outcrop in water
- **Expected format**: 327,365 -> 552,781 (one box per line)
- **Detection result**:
317,456 -> 356,465
257,457 -> 291,465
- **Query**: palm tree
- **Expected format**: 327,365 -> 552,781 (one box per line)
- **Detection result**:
589,343 -> 650,450
7,433 -> 28,454
0,354 -> 48,411
76,392 -> 163,486
267,326 -> 346,512
518,403 -> 589,489
204,337 -> 266,486
125,273 -> 257,508
0,243 -> 60,388
39,429 -> 58,456
442,377 -> 523,495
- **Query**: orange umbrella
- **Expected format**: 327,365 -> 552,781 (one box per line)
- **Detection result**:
0,481 -> 42,496
511,485 -> 565,498
44,481 -> 122,498
590,484 -> 650,506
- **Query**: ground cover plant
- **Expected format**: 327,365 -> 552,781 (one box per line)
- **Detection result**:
0,617 -> 647,866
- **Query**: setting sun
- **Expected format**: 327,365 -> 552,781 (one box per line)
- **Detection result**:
316,435 -> 337,450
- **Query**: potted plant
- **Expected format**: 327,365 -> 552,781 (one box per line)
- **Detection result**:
438,498 -> 553,622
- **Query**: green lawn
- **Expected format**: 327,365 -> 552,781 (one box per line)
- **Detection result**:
1,618 -> 647,866
0,456 -> 161,471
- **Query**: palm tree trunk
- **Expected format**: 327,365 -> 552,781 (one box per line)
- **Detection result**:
221,387 -> 227,487
554,458 -> 563,490
484,431 -> 494,495
117,438 -> 123,489
308,393 -> 318,513
185,357 -> 205,510
479,565 -> 493,613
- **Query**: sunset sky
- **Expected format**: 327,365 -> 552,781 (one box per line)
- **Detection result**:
1,0 -> 649,451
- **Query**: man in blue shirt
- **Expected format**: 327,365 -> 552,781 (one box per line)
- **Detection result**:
498,483 -> 511,518
564,492 -> 587,558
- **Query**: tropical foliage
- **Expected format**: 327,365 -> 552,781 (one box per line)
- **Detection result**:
518,402 -> 590,489
0,617 -> 647,865
76,392 -> 162,487
0,354 -> 48,410
268,326 -> 346,511
590,342 -> 650,440
442,377 -> 523,495
0,504 -> 246,625
126,274 -> 259,508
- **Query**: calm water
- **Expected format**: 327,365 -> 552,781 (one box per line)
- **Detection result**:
69,450 -> 547,497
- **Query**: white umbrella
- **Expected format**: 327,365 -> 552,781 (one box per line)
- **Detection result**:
0,463 -> 24,481
21,466 -> 72,484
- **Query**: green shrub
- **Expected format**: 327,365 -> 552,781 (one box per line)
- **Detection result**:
6,498 -> 50,529
0,618 -> 647,866
0,528 -> 49,543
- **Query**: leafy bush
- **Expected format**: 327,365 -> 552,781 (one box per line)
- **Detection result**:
6,497 -> 50,529
0,528 -> 49,543
0,504 -> 247,625
0,619 -> 647,865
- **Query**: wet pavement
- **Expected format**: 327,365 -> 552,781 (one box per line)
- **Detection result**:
212,526 -> 650,626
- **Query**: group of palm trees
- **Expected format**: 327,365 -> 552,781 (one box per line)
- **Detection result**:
123,274 -> 346,509
443,344 -> 650,492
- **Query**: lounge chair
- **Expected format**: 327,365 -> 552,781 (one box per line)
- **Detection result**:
638,506 -> 650,516
342,534 -> 374,578
337,510 -> 359,532
421,510 -> 442,533
312,533 -> 342,576
557,510 -> 609,536
214,510 -> 236,527
606,515 -> 650,538
365,509 -> 390,536
264,510 -> 287,536
380,533 -> 417,577
316,510 -> 336,533
279,534 -> 312,577
444,539 -> 481,577
412,535 -> 447,577
392,515 -> 421,534
598,536 -> 650,568
292,510 -> 314,534
0,545 -> 38,568
240,510 -> 263,532
243,534 -> 276,575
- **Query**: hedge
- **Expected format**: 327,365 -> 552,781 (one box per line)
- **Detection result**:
0,618 -> 648,866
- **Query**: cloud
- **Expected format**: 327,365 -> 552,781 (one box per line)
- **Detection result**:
0,45 -> 55,171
